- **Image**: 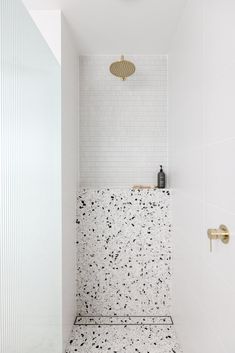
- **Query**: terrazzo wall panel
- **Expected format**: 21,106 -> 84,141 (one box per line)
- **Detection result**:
76,189 -> 171,316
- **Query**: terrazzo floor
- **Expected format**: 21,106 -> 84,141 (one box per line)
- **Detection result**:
66,316 -> 183,353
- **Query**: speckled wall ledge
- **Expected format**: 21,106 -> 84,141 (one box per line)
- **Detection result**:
76,189 -> 171,316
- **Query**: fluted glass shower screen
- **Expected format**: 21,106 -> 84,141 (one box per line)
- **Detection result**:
0,1 -> 61,352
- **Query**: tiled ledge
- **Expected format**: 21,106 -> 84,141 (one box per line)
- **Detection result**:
78,188 -> 171,192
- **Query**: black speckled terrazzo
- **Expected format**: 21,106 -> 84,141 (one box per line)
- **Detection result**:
72,189 -> 183,353
76,189 -> 171,316
65,323 -> 183,353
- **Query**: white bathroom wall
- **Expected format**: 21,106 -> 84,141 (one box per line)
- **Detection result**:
28,10 -> 61,64
169,1 -> 235,352
203,1 -> 235,352
27,10 -> 79,349
169,2 -> 205,352
79,56 -> 167,188
27,10 -> 79,350
61,14 -> 78,351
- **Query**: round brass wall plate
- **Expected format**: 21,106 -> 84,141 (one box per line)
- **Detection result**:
110,56 -> 136,80
220,224 -> 230,244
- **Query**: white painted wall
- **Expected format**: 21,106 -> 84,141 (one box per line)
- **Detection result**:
27,10 -> 79,350
28,10 -> 79,349
169,1 -> 235,352
79,55 -> 168,188
22,0 -> 187,55
61,14 -> 78,351
28,10 -> 61,64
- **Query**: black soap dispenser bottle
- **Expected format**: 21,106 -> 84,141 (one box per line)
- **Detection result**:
158,165 -> 166,189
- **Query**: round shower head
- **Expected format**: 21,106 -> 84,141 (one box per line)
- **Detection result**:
110,55 -> 135,81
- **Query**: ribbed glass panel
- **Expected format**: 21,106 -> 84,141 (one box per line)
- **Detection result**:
0,1 -> 61,352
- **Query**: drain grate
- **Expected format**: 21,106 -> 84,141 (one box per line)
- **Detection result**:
74,316 -> 173,326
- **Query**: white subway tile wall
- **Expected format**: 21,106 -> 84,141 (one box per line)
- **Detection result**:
79,56 -> 168,188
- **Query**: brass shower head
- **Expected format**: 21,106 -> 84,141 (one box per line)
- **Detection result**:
109,55 -> 135,81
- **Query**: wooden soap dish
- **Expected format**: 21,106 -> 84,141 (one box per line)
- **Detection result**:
132,185 -> 158,190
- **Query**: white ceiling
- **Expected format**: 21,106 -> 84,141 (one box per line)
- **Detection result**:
22,0 -> 187,54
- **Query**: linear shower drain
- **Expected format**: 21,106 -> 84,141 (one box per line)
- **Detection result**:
74,316 -> 173,326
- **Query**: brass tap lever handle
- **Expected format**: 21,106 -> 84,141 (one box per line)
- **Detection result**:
207,224 -> 230,252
